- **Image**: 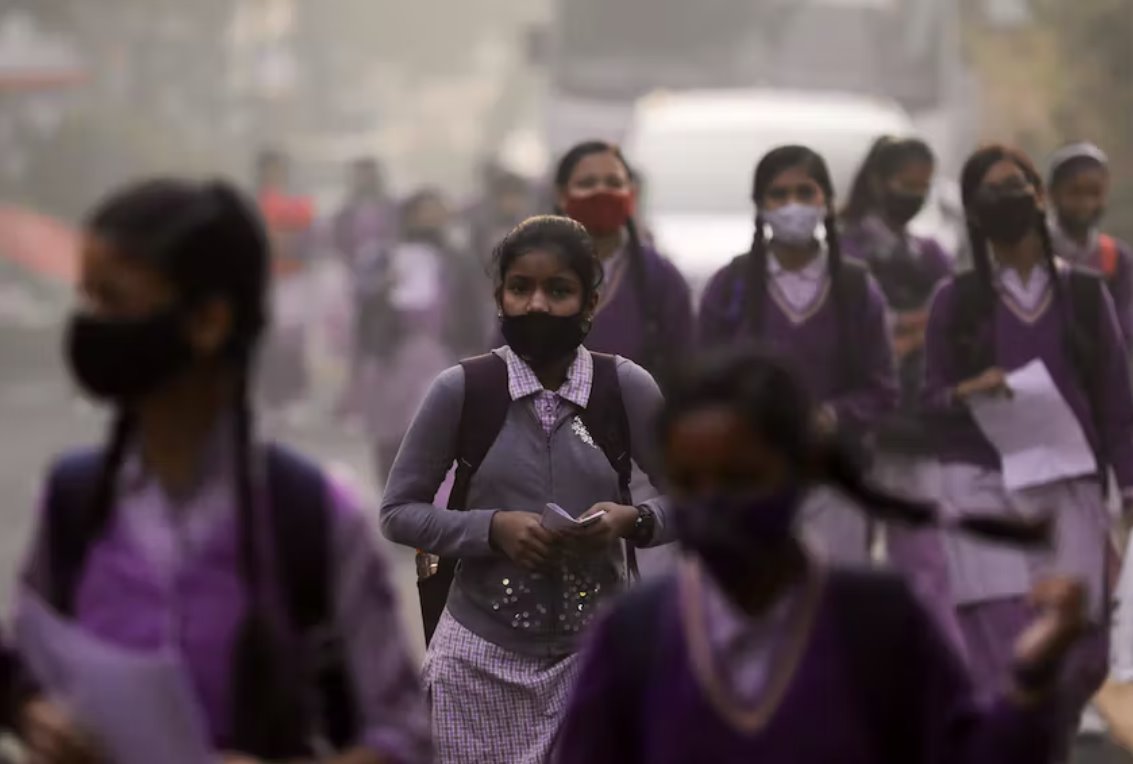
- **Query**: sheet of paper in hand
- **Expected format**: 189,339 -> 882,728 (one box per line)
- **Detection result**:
967,359 -> 1097,491
14,588 -> 214,764
541,503 -> 606,532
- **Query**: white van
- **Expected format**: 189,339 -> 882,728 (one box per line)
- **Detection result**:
624,89 -> 947,290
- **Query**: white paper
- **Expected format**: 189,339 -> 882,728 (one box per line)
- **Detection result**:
967,360 -> 1097,491
540,503 -> 605,532
14,590 -> 215,764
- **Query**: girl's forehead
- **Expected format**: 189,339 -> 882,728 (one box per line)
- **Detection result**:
505,248 -> 583,280
768,165 -> 819,187
570,151 -> 626,180
980,159 -> 1029,187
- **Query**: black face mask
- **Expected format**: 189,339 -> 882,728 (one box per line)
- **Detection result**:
882,191 -> 927,227
500,312 -> 590,367
66,309 -> 195,402
975,192 -> 1040,246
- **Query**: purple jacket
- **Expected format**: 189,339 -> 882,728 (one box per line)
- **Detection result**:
922,270 -> 1133,491
841,223 -> 953,312
1051,229 -> 1133,347
698,257 -> 897,432
553,569 -> 1056,764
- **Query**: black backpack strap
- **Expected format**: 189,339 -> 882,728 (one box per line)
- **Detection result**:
448,353 -> 512,511
419,352 -> 512,645
42,449 -> 105,615
578,353 -> 639,577
831,259 -> 871,387
1066,268 -> 1107,479
264,444 -> 358,749
828,569 -> 918,764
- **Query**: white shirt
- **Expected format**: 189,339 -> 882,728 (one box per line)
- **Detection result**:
997,264 -> 1051,313
768,249 -> 828,312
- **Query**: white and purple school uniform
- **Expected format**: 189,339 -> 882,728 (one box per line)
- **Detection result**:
922,260 -> 1133,749
381,346 -> 672,764
552,558 -> 1058,764
19,425 -> 431,762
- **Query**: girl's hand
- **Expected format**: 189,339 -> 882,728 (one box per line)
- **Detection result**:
1011,577 -> 1087,696
566,503 -> 639,550
490,511 -> 561,570
21,697 -> 104,764
955,367 -> 1011,400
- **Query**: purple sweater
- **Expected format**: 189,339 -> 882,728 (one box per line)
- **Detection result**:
922,271 -> 1133,490
841,222 -> 953,312
698,258 -> 897,431
553,569 -> 1056,764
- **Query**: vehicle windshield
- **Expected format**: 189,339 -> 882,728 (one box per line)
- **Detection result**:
634,125 -> 893,215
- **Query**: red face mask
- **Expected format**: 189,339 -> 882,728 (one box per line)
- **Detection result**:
563,190 -> 636,236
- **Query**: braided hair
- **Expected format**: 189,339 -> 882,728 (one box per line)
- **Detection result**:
661,345 -> 1050,546
745,146 -> 861,385
79,179 -> 306,756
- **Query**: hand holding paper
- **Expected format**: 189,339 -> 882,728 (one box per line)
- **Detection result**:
967,360 -> 1096,491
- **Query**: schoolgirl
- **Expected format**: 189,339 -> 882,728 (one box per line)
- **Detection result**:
13,179 -> 430,763
1046,142 -> 1133,346
381,215 -> 673,764
922,144 -> 1133,757
552,346 -> 1084,764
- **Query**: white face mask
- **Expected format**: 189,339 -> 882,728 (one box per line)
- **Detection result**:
761,203 -> 826,247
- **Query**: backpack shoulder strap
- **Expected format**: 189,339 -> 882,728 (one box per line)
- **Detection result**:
834,257 -> 870,302
1099,234 -> 1120,279
578,353 -> 632,504
43,448 -> 105,614
265,444 -> 329,631
450,353 -> 511,510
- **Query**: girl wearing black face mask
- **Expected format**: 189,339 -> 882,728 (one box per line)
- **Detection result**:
13,179 -> 431,764
381,215 -> 674,763
552,345 -> 1086,764
922,144 -> 1133,759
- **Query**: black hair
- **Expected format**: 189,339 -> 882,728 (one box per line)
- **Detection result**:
745,146 -> 861,380
492,214 -> 604,305
661,345 -> 1049,546
82,179 -> 305,755
957,145 -> 1089,376
399,187 -> 447,228
554,140 -> 663,377
841,135 -> 935,225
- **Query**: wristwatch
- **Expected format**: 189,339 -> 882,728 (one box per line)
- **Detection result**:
632,506 -> 655,547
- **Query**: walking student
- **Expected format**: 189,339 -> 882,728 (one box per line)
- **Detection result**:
696,146 -> 953,618
381,215 -> 673,763
12,179 -> 430,763
922,144 -> 1133,758
554,141 -> 694,389
552,346 -> 1086,764
1046,142 -> 1133,347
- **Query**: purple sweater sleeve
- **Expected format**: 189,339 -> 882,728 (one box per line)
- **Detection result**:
653,255 -> 696,362
902,583 -> 1058,764
828,277 -> 898,428
921,280 -> 965,412
330,480 -> 433,763
1090,283 -> 1133,491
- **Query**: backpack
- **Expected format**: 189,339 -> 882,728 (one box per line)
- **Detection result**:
417,351 -> 634,645
42,444 -> 358,750
1099,234 -> 1120,281
950,267 -> 1107,476
599,569 -> 919,764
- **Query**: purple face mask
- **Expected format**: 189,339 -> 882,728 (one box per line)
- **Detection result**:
676,486 -> 804,582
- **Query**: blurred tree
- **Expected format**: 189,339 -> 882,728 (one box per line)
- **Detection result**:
962,0 -> 1133,239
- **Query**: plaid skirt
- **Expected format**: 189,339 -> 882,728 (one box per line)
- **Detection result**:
423,610 -> 581,764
